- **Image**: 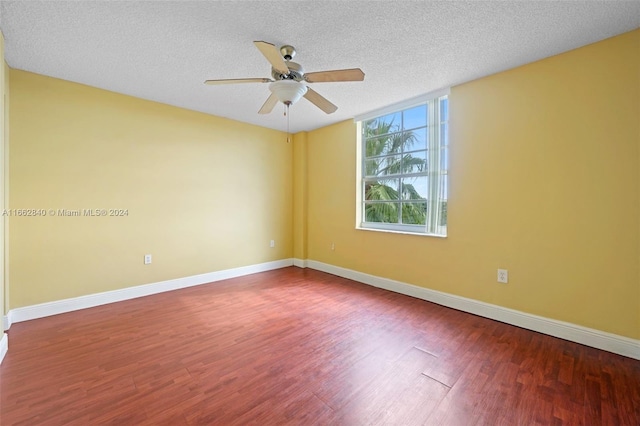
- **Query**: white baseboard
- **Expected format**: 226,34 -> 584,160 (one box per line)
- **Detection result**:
293,258 -> 307,268
304,260 -> 640,360
2,313 -> 10,331
0,333 -> 7,364
6,258 -> 294,326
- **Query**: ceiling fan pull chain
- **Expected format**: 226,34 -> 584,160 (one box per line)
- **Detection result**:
286,104 -> 291,143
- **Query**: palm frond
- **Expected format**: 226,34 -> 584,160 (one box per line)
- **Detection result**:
400,183 -> 425,200
401,202 -> 427,225
365,202 -> 398,223
365,182 -> 398,201
401,154 -> 427,173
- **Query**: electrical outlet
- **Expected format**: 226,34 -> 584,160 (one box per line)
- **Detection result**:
331,242 -> 335,251
497,269 -> 508,283
270,240 -> 275,248
144,254 -> 152,265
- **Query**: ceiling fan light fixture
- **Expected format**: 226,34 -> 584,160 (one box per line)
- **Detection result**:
269,80 -> 308,105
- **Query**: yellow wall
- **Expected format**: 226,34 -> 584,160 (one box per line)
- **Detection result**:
292,131 -> 308,260
304,30 -> 640,339
3,61 -> 9,316
0,31 -> 5,317
9,70 -> 292,308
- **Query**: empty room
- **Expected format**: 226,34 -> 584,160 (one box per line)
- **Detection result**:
0,1 -> 639,424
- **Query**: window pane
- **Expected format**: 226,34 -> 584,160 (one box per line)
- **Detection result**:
365,134 -> 397,157
364,158 -> 377,176
403,127 -> 427,153
379,155 -> 403,176
402,151 -> 427,174
365,155 -> 403,177
364,202 -> 399,223
440,123 -> 448,146
439,201 -> 447,226
441,175 -> 448,200
403,104 -> 427,130
401,176 -> 428,200
364,179 -> 399,201
439,97 -> 448,122
401,202 -> 427,225
364,113 -> 401,137
439,147 -> 447,169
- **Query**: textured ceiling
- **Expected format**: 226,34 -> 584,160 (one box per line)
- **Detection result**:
0,1 -> 638,133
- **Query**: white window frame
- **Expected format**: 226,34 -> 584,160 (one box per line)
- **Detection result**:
355,88 -> 449,237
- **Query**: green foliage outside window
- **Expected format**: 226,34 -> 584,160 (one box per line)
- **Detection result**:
363,118 -> 428,225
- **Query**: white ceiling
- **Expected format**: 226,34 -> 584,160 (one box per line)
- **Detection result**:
0,1 -> 638,133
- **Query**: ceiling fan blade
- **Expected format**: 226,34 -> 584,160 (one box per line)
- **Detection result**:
303,87 -> 338,114
304,68 -> 365,83
253,41 -> 290,75
258,93 -> 278,114
204,78 -> 272,85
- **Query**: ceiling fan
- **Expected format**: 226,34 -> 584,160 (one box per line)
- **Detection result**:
204,41 -> 365,115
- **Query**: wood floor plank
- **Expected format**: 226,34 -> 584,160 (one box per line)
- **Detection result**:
332,347 -> 449,425
1,267 -> 639,425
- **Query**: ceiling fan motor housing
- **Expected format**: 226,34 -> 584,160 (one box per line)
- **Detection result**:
272,61 -> 305,81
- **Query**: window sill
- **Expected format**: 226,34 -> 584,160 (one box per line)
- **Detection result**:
356,225 -> 447,238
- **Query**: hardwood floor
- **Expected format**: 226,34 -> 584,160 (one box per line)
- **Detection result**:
1,267 -> 638,425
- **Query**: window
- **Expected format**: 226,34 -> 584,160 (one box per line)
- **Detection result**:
356,90 -> 449,236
